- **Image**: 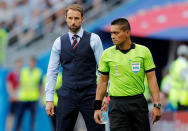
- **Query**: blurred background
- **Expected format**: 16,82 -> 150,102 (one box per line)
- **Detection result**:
1,0 -> 188,131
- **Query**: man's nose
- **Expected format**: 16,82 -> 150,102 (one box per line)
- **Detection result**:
111,34 -> 115,39
71,19 -> 75,24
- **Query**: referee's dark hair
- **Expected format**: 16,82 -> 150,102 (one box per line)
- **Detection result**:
111,18 -> 131,31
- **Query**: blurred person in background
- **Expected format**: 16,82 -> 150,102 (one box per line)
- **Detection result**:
0,1 -> 14,24
160,66 -> 172,95
160,65 -> 177,111
0,24 -> 8,66
168,45 -> 188,111
16,56 -> 42,131
160,91 -> 176,112
42,73 -> 62,131
6,58 -> 23,131
15,0 -> 39,45
45,4 -> 105,131
94,18 -> 161,131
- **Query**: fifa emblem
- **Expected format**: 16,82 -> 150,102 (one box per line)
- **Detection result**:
131,63 -> 140,74
115,66 -> 119,75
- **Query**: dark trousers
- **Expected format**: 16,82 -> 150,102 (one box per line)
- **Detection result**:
56,86 -> 105,131
109,94 -> 150,131
50,107 -> 56,131
15,101 -> 37,131
9,101 -> 20,114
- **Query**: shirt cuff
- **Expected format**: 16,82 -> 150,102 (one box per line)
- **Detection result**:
98,70 -> 109,75
46,94 -> 54,102
145,68 -> 155,73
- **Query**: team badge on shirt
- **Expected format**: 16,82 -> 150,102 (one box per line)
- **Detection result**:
131,63 -> 140,74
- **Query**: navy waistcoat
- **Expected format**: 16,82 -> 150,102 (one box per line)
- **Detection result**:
59,31 -> 97,94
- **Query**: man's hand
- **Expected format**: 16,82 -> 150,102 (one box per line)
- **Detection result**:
101,96 -> 108,111
150,107 -> 161,124
94,110 -> 102,124
46,101 -> 54,116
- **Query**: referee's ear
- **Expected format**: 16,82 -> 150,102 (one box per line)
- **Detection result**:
125,30 -> 131,37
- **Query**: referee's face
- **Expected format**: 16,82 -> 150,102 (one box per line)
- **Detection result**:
66,9 -> 84,34
110,25 -> 130,46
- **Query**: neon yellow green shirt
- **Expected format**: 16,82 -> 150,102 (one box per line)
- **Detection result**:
98,43 -> 155,96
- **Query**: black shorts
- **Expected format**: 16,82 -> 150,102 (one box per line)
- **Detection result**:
10,101 -> 20,114
109,94 -> 150,131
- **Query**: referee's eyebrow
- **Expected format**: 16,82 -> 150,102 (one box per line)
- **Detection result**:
110,31 -> 118,34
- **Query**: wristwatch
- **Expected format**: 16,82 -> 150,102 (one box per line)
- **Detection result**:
154,103 -> 161,109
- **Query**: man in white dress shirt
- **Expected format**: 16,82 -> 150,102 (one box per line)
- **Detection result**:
45,4 -> 105,131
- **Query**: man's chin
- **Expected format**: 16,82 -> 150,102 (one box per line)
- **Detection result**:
70,27 -> 80,33
113,42 -> 119,45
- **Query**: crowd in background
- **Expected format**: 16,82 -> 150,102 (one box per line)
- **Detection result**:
0,0 -> 113,47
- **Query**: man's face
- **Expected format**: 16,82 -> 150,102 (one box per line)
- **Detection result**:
110,25 -> 130,46
15,60 -> 23,70
65,9 -> 84,33
29,59 -> 36,69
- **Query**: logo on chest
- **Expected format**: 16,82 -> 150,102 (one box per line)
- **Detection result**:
131,63 -> 140,74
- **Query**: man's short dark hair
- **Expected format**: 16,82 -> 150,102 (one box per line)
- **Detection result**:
65,4 -> 84,17
111,18 -> 131,31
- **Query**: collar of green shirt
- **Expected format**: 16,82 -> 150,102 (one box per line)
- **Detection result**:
116,42 -> 135,54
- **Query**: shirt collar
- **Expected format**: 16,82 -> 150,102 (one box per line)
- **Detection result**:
68,27 -> 84,39
116,42 -> 135,54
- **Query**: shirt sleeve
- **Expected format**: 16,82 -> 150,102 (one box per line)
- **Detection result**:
144,47 -> 156,72
45,37 -> 61,102
98,51 -> 110,74
7,73 -> 12,81
180,67 -> 188,81
90,33 -> 103,66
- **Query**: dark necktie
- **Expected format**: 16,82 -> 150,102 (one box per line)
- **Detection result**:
72,35 -> 79,50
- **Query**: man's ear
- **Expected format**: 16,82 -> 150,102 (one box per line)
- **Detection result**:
82,17 -> 84,23
127,30 -> 130,35
65,15 -> 67,22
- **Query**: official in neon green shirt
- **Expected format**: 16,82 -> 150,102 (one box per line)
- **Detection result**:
16,57 -> 42,131
98,43 -> 155,97
94,18 -> 161,131
168,45 -> 188,110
